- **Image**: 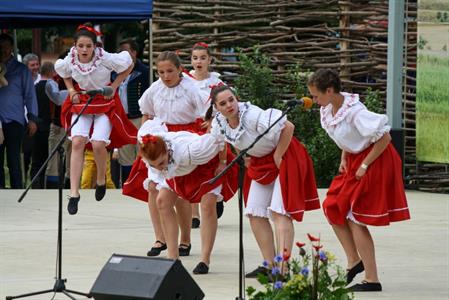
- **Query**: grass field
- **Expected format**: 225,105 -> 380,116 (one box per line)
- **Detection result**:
416,54 -> 449,163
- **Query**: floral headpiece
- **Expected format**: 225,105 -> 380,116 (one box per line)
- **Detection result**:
141,134 -> 158,144
193,42 -> 209,49
77,25 -> 102,36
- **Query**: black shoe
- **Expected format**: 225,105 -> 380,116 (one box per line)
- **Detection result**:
67,196 -> 80,215
192,217 -> 200,229
193,262 -> 209,274
349,281 -> 382,292
179,243 -> 191,256
216,201 -> 224,219
347,260 -> 364,284
245,266 -> 269,278
95,184 -> 106,201
147,240 -> 167,256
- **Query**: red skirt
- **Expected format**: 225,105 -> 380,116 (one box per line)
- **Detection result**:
61,89 -> 137,149
166,148 -> 238,203
243,137 -> 320,222
323,143 -> 410,226
122,121 -> 211,202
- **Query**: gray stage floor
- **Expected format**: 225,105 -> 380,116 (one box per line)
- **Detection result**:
1,189 -> 448,299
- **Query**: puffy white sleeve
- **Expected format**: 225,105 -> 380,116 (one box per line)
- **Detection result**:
248,107 -> 286,140
186,133 -> 224,165
54,56 -> 72,79
191,85 -> 210,117
353,110 -> 390,143
137,118 -> 168,143
210,117 -> 225,141
138,86 -> 155,117
102,51 -> 133,74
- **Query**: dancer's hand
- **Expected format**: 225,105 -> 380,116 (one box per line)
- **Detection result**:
355,165 -> 367,180
105,86 -> 116,100
70,90 -> 80,104
273,153 -> 283,169
215,161 -> 226,175
339,159 -> 347,173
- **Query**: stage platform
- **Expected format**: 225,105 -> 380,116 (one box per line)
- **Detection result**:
1,189 -> 448,299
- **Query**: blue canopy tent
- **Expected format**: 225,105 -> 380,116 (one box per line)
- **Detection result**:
0,0 -> 154,81
0,0 -> 153,28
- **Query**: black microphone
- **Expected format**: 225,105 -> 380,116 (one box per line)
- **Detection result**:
286,97 -> 313,109
79,86 -> 114,97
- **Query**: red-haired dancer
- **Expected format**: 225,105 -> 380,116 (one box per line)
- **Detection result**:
137,118 -> 237,274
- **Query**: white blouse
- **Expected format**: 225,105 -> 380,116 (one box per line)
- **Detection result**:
211,102 -> 286,157
55,47 -> 132,91
184,71 -> 223,109
138,77 -> 208,124
320,92 -> 390,154
138,118 -> 224,180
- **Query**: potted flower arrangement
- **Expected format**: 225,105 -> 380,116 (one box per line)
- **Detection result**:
246,234 -> 354,300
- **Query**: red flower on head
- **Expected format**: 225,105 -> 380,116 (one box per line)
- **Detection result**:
307,233 -> 320,242
296,242 -> 306,248
282,249 -> 291,261
141,134 -> 158,144
193,42 -> 209,49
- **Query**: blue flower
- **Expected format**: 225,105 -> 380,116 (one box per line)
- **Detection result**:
319,251 -> 327,261
274,281 -> 283,289
274,255 -> 283,263
262,260 -> 269,268
301,267 -> 309,276
271,266 -> 280,275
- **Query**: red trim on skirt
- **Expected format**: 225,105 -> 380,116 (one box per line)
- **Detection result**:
61,88 -> 137,149
323,143 -> 410,226
243,137 -> 320,222
166,148 -> 238,203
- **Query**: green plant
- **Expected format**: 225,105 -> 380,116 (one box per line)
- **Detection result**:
234,47 -> 279,110
234,49 -> 341,187
363,87 -> 383,114
246,234 -> 353,300
418,35 -> 428,50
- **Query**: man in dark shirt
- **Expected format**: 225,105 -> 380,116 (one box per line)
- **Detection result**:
0,33 -> 38,189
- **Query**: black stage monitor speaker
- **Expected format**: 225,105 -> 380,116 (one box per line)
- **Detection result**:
90,254 -> 204,300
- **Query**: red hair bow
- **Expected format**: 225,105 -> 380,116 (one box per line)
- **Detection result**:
141,134 -> 158,144
193,42 -> 209,49
208,81 -> 225,90
77,25 -> 102,36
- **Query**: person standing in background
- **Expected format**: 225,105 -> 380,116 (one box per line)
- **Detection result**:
23,53 -> 41,84
0,33 -> 38,189
30,62 -> 55,188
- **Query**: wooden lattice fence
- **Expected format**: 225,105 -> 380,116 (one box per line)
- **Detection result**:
143,0 -> 448,192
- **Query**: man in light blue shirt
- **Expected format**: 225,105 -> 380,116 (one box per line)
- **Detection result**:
0,33 -> 38,188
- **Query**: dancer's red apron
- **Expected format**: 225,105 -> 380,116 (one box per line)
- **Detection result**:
61,86 -> 137,149
243,137 -> 320,222
323,143 -> 410,226
122,121 -> 237,203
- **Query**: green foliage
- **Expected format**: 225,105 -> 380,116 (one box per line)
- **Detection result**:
363,88 -> 383,114
247,235 -> 353,300
234,48 -> 341,187
234,47 -> 279,110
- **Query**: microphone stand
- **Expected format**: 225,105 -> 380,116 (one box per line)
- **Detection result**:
7,95 -> 95,300
209,104 -> 293,300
